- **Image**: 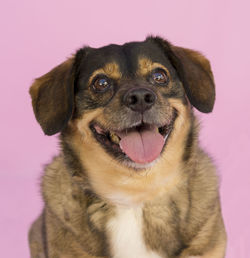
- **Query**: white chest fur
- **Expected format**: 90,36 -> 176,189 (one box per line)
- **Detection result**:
106,206 -> 163,258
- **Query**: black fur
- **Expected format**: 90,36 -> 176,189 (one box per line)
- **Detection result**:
30,37 -> 215,136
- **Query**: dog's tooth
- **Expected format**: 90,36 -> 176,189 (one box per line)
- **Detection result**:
164,133 -> 169,141
110,132 -> 120,144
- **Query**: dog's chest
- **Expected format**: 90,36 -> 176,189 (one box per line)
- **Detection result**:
106,206 -> 163,258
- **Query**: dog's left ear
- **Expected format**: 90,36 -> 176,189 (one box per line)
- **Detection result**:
149,37 -> 215,113
29,57 -> 76,135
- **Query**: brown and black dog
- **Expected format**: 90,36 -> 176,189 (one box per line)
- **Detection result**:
29,36 -> 227,258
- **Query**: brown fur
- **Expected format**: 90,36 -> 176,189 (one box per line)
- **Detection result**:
88,62 -> 122,84
152,37 -> 215,113
29,37 -> 226,258
137,57 -> 171,78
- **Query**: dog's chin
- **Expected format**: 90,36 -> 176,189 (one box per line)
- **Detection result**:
89,113 -> 177,169
121,158 -> 160,170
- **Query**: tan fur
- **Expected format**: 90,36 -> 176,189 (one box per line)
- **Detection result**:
30,97 -> 226,257
88,62 -> 122,85
29,101 -> 226,257
67,98 -> 188,206
137,57 -> 171,78
29,41 -> 226,257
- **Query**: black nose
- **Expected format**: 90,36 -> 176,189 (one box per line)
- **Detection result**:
123,88 -> 156,112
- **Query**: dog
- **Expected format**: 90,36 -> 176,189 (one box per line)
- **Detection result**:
28,36 -> 227,258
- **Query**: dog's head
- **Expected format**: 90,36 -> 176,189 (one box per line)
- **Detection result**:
30,36 -> 215,177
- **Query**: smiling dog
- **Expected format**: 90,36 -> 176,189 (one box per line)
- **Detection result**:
29,36 -> 227,258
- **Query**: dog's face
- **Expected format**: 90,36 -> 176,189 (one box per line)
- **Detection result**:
74,40 -> 185,166
30,37 -> 215,203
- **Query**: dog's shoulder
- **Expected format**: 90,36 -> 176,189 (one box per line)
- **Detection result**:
41,156 -> 112,256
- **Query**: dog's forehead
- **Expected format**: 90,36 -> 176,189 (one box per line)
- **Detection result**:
81,40 -> 171,77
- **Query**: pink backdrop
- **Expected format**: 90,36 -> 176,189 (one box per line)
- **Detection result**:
1,0 -> 249,257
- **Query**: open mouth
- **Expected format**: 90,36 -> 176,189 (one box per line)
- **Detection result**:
90,114 -> 176,165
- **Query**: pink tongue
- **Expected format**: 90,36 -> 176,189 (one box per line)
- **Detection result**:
119,127 -> 165,164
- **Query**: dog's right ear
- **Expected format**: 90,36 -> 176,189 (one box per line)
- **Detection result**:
29,57 -> 76,135
29,48 -> 87,135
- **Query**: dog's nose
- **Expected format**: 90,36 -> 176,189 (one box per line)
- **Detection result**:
123,88 -> 156,112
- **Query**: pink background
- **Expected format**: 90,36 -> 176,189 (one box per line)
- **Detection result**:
1,0 -> 249,257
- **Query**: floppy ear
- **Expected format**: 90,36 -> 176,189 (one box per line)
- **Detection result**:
150,37 -> 215,113
29,57 -> 75,135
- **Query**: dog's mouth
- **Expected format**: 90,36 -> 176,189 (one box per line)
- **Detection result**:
90,114 -> 176,165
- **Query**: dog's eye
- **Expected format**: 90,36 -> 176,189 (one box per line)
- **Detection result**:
92,76 -> 111,92
151,69 -> 169,85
